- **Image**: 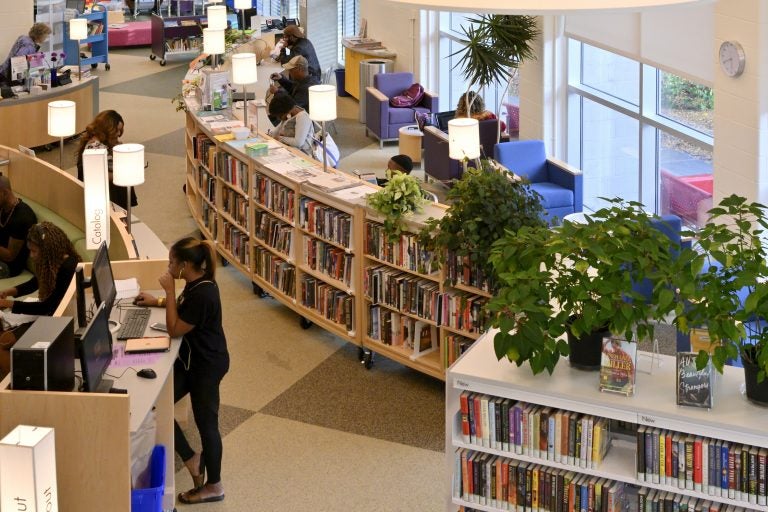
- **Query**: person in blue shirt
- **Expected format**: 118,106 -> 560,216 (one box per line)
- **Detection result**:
0,23 -> 51,84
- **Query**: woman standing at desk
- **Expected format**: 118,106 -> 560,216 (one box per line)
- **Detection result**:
0,23 -> 52,84
135,237 -> 228,504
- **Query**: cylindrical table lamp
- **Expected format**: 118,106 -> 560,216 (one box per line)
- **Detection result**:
112,143 -> 145,236
308,84 -> 337,173
69,18 -> 88,81
203,28 -> 225,69
234,0 -> 251,36
47,100 -> 76,169
232,53 -> 258,132
448,117 -> 480,173
207,5 -> 228,30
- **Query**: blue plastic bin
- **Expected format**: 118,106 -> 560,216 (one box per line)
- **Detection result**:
131,445 -> 166,512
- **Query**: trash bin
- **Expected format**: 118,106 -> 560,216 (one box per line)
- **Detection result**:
334,68 -> 350,97
131,445 -> 166,512
359,58 -> 394,123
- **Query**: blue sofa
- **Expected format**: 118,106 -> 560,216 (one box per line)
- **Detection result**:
494,140 -> 583,223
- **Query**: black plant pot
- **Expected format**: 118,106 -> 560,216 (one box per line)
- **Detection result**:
742,352 -> 768,406
566,318 -> 609,371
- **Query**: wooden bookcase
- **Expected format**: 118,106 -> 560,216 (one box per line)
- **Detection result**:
445,330 -> 768,511
183,108 -> 493,380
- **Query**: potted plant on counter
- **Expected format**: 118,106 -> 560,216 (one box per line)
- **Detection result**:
366,170 -> 425,242
487,199 -> 683,375
680,195 -> 768,404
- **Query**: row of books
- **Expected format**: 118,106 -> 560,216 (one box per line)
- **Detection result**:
454,449 -> 625,512
366,305 -> 437,355
299,197 -> 353,248
216,151 -> 249,194
637,488 -> 750,512
222,222 -> 249,266
165,37 -> 202,53
445,334 -> 476,369
194,135 -> 216,172
302,236 -> 354,287
637,427 -> 768,505
200,201 -> 217,239
441,293 -> 488,335
446,251 -> 496,294
222,187 -> 248,229
364,265 -> 440,322
253,173 -> 295,221
197,166 -> 215,204
254,248 -> 295,295
363,222 -> 435,275
300,276 -> 354,331
254,210 -> 292,258
459,393 -> 611,469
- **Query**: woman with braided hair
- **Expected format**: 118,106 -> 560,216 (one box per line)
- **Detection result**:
135,237 -> 229,504
0,221 -> 81,376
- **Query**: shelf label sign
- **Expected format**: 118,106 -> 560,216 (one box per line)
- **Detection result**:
638,414 -> 657,426
454,379 -> 470,390
82,148 -> 110,250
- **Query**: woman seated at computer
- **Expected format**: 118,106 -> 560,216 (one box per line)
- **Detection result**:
0,22 -> 52,84
267,93 -> 315,157
0,222 -> 81,376
455,90 -> 506,132
76,110 -> 138,210
134,237 -> 229,504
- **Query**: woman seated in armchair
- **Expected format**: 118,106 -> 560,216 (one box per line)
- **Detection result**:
455,91 -> 506,132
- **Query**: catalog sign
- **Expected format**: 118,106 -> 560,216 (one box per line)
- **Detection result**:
82,148 -> 110,250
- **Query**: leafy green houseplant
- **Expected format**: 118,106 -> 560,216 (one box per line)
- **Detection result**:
487,200 -> 683,375
679,195 -> 768,401
419,161 -> 545,292
366,171 -> 425,242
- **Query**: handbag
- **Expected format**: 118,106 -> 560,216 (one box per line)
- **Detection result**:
311,124 -> 340,168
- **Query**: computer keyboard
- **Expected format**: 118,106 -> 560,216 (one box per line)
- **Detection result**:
116,308 -> 151,340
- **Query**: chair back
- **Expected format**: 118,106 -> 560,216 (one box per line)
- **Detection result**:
373,72 -> 415,100
494,140 -> 548,183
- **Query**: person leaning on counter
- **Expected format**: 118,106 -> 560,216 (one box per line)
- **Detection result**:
0,22 -> 52,84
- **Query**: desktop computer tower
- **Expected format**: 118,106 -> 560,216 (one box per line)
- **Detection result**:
11,316 -> 75,391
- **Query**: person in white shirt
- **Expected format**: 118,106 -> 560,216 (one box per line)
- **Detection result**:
267,93 -> 314,157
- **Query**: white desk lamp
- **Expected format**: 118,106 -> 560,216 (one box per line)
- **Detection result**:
69,18 -> 88,81
234,0 -> 251,38
231,53 -> 258,133
112,143 -> 145,235
47,100 -> 76,170
448,117 -> 481,174
203,28 -> 225,70
308,84 -> 337,173
0,425 -> 58,512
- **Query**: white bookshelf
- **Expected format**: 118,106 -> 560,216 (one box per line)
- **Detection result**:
445,329 -> 768,511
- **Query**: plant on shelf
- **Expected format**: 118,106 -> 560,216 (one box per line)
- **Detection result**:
679,195 -> 768,403
487,199 -> 683,375
366,170 -> 425,242
419,160 -> 545,292
172,74 -> 203,112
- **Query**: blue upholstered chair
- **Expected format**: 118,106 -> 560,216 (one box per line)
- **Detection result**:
494,140 -> 583,223
364,72 -> 438,148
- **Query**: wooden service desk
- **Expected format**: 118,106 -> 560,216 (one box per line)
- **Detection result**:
0,77 -> 99,149
0,259 -> 179,512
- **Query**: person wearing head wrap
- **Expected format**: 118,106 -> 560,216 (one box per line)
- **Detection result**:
278,25 -> 321,81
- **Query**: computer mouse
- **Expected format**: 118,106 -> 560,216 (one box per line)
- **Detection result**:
137,368 -> 157,379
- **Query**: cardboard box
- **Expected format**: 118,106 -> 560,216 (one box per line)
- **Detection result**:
107,11 -> 125,24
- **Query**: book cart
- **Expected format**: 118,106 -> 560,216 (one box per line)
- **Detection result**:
183,103 -> 494,380
445,330 -> 768,512
63,8 -> 110,70
150,14 -> 204,66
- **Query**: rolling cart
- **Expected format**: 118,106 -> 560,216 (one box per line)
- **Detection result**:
63,6 -> 110,71
150,13 -> 204,66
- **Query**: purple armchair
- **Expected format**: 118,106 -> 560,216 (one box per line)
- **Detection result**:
365,72 -> 438,148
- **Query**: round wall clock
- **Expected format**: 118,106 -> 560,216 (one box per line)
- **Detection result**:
719,40 -> 746,78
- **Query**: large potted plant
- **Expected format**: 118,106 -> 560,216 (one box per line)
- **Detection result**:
419,161 -> 545,292
680,195 -> 768,404
366,170 -> 426,242
487,199 -> 683,375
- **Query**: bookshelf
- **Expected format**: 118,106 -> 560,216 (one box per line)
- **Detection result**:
445,330 -> 768,511
150,14 -> 204,66
63,8 -> 109,70
184,104 -> 493,380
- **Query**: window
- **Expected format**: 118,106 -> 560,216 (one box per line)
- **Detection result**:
567,40 -> 713,227
338,0 -> 360,64
437,12 -> 519,124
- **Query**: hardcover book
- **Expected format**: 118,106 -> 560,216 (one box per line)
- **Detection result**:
598,337 -> 637,396
676,352 -> 715,409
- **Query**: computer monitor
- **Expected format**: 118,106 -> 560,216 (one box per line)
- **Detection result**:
91,241 -> 116,321
78,303 -> 113,393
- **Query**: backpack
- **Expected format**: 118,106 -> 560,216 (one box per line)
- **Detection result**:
312,125 -> 340,168
389,83 -> 425,108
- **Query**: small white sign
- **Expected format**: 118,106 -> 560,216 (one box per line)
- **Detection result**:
82,148 -> 110,250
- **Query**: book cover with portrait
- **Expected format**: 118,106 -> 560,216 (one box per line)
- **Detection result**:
599,337 -> 637,396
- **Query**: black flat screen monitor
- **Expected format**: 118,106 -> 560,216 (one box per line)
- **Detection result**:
91,241 -> 116,320
79,303 -> 113,393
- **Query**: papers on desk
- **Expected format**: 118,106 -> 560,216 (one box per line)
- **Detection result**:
305,173 -> 360,192
1,310 -> 39,329
115,278 -> 140,300
208,120 -> 244,130
330,184 -> 376,203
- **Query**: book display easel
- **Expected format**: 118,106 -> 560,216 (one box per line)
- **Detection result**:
184,103 -> 492,380
445,330 -> 768,512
